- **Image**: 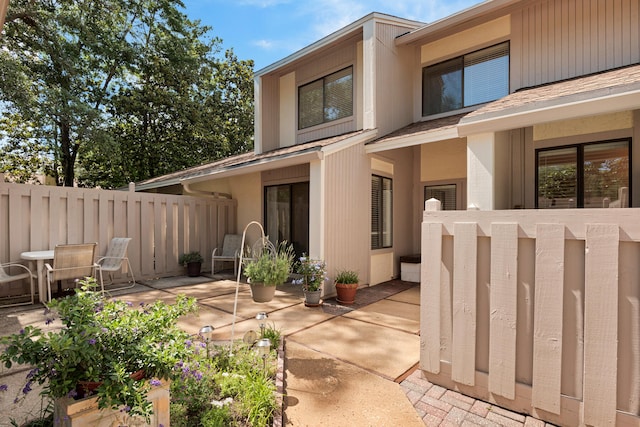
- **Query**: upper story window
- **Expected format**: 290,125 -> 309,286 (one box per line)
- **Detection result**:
298,66 -> 353,130
422,42 -> 509,116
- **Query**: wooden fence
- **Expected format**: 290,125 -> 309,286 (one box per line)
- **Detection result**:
0,182 -> 237,296
420,199 -> 640,427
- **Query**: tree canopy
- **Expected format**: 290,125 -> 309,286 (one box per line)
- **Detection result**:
0,0 -> 254,188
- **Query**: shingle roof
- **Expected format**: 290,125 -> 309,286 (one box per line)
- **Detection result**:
462,63 -> 640,123
136,130 -> 368,188
367,113 -> 465,147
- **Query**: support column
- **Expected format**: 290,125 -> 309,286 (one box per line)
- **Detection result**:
309,158 -> 325,259
467,132 -> 496,210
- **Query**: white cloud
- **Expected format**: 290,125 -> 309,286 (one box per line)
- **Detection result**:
253,39 -> 274,49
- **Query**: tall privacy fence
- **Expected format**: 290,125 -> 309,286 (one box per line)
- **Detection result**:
1,182 -> 237,292
420,199 -> 640,427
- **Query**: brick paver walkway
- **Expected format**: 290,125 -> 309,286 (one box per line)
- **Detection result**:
400,369 -> 556,427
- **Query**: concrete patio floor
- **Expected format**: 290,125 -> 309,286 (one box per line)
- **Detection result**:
0,274 -> 553,426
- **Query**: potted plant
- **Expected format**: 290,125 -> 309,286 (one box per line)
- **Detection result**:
0,278 -> 198,424
335,269 -> 359,305
243,242 -> 294,302
293,255 -> 327,306
179,251 -> 204,277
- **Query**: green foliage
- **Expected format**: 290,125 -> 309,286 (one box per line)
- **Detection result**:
170,343 -> 277,427
293,254 -> 327,291
179,251 -> 204,265
335,269 -> 359,284
0,278 -> 198,420
244,242 -> 294,286
0,0 -> 254,188
262,323 -> 282,350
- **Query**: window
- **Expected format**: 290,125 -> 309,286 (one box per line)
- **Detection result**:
265,182 -> 309,257
422,42 -> 509,116
371,175 -> 392,249
536,139 -> 630,209
425,184 -> 457,210
299,67 -> 353,129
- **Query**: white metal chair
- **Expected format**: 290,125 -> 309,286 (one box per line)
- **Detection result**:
97,237 -> 135,292
45,243 -> 98,302
0,262 -> 35,306
211,234 -> 242,274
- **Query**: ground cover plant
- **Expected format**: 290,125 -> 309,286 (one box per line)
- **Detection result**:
170,341 -> 279,427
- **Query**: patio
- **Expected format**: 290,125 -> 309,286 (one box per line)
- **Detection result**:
0,274 -> 549,426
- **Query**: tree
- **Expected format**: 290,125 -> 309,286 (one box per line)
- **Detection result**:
0,0 -> 254,188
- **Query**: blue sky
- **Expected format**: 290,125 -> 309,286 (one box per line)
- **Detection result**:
181,0 -> 483,71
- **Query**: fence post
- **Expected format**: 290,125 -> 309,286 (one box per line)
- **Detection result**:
425,198 -> 442,211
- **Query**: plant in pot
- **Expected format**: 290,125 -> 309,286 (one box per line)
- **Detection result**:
293,255 -> 327,307
179,251 -> 204,277
335,269 -> 359,305
0,277 -> 198,424
243,242 -> 294,303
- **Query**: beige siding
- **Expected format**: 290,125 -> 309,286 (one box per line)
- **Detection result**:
420,206 -> 640,426
512,0 -> 640,89
375,23 -> 415,136
0,182 -> 236,297
323,143 -> 370,291
258,74 -> 280,152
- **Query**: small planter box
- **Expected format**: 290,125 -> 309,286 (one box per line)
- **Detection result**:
400,254 -> 421,283
54,380 -> 170,427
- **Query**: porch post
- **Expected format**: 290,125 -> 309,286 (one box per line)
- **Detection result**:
309,158 -> 325,259
467,132 -> 495,210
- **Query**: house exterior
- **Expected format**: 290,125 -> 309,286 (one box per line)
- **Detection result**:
138,1 -> 640,424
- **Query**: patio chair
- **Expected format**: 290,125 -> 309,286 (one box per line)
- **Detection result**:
45,243 -> 98,302
97,237 -> 135,292
0,262 -> 35,306
211,234 -> 242,274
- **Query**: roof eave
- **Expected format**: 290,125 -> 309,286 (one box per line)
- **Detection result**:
256,13 -> 423,76
366,128 -> 459,153
396,0 -> 521,46
458,89 -> 640,137
181,150 -> 324,184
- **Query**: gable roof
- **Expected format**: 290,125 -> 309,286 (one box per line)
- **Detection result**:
135,130 -> 376,191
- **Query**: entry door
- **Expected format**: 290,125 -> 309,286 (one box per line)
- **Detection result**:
265,182 -> 309,258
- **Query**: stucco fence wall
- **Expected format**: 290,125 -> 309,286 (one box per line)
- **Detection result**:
0,182 -> 237,298
420,200 -> 640,427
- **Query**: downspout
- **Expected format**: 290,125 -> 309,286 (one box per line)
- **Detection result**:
182,182 -> 232,199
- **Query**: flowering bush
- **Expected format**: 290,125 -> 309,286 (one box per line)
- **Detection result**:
292,255 -> 327,292
0,278 -> 198,420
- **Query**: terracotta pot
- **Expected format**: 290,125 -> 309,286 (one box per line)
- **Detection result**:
186,262 -> 202,277
76,369 -> 146,399
250,283 -> 276,302
335,282 -> 358,305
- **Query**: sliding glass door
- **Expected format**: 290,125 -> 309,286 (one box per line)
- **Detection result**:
265,182 -> 309,257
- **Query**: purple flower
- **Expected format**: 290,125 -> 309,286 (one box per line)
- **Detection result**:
120,405 -> 131,413
67,389 -> 78,398
125,301 -> 133,307
0,384 -> 8,392
150,379 -> 161,387
22,381 -> 32,394
185,339 -> 192,348
26,368 -> 38,379
88,338 -> 96,345
45,317 -> 54,325
139,302 -> 145,307
19,329 -> 24,335
192,371 -> 203,381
